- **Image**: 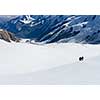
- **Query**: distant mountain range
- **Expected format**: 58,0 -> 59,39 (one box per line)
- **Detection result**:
0,15 -> 100,44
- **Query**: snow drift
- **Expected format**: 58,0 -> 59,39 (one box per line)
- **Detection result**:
0,40 -> 100,84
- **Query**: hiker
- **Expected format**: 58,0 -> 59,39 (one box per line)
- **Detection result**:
79,56 -> 84,61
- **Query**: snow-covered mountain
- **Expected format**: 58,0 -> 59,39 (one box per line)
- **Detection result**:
0,15 -> 100,44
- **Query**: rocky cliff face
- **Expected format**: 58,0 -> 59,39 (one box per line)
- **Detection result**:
0,29 -> 20,42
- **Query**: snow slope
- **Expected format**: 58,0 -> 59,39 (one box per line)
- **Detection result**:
0,40 -> 100,84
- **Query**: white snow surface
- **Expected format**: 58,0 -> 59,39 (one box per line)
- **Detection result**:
0,40 -> 100,84
20,15 -> 35,24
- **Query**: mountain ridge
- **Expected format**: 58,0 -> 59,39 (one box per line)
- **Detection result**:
0,15 -> 100,44
0,29 -> 20,42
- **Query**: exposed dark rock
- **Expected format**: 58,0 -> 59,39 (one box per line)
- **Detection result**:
0,29 -> 21,42
92,15 -> 96,20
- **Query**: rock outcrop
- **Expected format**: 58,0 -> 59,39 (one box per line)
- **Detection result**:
0,29 -> 20,42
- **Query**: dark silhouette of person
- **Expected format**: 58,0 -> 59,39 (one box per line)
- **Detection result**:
79,56 -> 84,61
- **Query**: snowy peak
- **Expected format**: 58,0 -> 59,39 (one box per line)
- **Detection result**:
20,15 -> 35,24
